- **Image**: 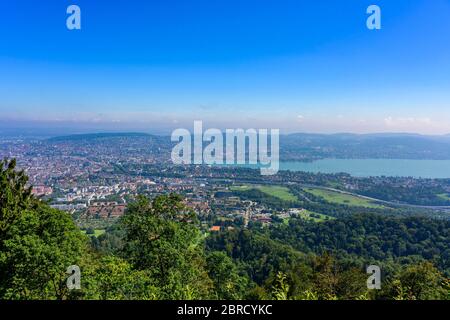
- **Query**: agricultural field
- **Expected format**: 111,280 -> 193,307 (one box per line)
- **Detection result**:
303,187 -> 384,208
437,193 -> 450,201
231,185 -> 298,202
295,209 -> 334,222
81,229 -> 106,237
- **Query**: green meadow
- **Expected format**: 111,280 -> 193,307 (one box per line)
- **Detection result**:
82,229 -> 106,237
231,185 -> 298,202
304,188 -> 384,208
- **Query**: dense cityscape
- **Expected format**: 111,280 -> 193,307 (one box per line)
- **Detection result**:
2,133 -> 450,235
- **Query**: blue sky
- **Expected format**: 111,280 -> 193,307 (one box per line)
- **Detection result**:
0,0 -> 449,134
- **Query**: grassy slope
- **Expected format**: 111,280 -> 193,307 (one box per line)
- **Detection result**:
231,185 -> 298,202
304,188 -> 384,209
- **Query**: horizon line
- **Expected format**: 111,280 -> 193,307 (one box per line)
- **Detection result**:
1,129 -> 450,139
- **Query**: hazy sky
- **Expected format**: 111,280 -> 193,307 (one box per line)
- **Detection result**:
1,0 -> 450,134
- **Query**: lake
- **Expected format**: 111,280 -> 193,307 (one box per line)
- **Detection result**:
279,159 -> 450,179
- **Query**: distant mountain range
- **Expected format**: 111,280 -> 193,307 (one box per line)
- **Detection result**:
42,131 -> 450,161
281,133 -> 450,160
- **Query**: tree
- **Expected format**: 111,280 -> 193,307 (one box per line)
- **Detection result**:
0,198 -> 86,299
79,255 -> 158,300
206,251 -> 249,299
120,194 -> 212,299
271,272 -> 290,300
0,159 -> 87,299
385,262 -> 448,300
0,159 -> 34,236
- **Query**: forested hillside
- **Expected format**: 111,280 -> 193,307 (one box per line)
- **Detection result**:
1,159 -> 449,300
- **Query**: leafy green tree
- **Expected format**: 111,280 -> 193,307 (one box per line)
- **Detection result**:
0,159 -> 87,299
271,272 -> 290,300
206,251 -> 249,299
79,255 -> 158,300
120,194 -> 212,299
0,159 -> 34,235
384,262 -> 449,300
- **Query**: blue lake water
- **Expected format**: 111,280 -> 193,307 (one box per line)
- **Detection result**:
279,159 -> 450,179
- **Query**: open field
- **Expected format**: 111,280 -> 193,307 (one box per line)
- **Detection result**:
295,209 -> 334,222
81,229 -> 106,237
231,185 -> 298,202
437,193 -> 450,201
303,187 -> 384,208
